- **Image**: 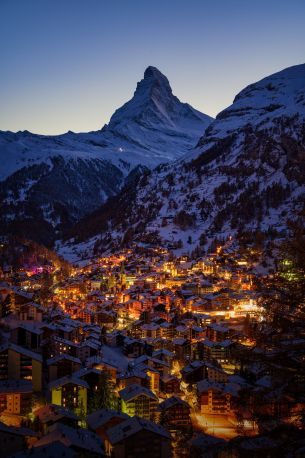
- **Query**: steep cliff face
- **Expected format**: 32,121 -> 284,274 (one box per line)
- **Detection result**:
0,67 -> 212,245
104,66 -> 212,163
64,63 -> 305,260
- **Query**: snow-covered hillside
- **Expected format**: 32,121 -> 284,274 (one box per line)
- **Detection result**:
194,63 -> 305,153
66,63 -> 305,260
0,67 -> 212,245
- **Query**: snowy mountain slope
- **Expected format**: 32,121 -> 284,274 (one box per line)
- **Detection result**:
0,162 -> 128,249
65,63 -> 305,259
193,63 -> 305,155
0,67 -> 212,245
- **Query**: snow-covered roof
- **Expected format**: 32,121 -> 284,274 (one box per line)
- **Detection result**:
87,408 -> 128,430
119,383 -> 157,402
107,416 -> 171,444
158,395 -> 190,411
32,423 -> 104,455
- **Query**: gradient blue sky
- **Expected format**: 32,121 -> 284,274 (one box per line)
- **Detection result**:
1,0 -> 305,135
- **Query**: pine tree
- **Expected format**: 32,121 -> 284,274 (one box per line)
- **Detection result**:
88,372 -> 115,413
256,220 -> 305,337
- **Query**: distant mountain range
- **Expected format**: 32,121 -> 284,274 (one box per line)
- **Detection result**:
62,63 -> 305,262
0,67 -> 212,246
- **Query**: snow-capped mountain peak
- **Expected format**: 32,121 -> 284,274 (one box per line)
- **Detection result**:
106,66 -> 212,135
142,65 -> 172,96
136,65 -> 174,109
143,65 -> 169,81
0,66 -> 213,246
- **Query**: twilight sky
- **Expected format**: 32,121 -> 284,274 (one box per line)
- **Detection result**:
1,0 -> 305,135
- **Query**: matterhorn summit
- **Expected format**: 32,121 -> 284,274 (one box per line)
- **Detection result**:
104,66 -> 213,155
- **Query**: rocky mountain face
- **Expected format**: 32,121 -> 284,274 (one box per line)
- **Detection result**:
0,67 -> 212,246
66,63 -> 305,260
103,66 -> 212,163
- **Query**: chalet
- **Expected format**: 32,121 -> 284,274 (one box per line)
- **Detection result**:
157,396 -> 191,431
73,367 -> 113,407
32,423 -> 105,457
133,355 -> 170,377
190,433 -> 226,457
0,344 -> 8,379
105,416 -> 171,458
119,384 -> 158,421
0,422 -> 38,456
181,361 -> 207,384
11,324 -> 43,352
198,339 -> 234,364
34,403 -> 79,433
159,321 -> 175,339
51,336 -> 100,362
9,287 -> 34,314
123,337 -> 152,358
13,441 -> 76,457
172,338 -> 191,361
160,374 -> 181,394
175,325 -> 190,339
18,302 -> 43,322
0,380 -> 32,416
87,408 -> 129,442
42,322 -> 76,342
181,361 -> 228,384
0,343 -> 43,392
191,325 -> 205,340
47,354 -> 82,382
206,323 -> 230,342
49,375 -> 88,416
141,323 -> 160,339
153,349 -> 174,366
90,358 -> 118,383
197,379 -> 240,415
94,310 -> 116,328
118,369 -> 148,390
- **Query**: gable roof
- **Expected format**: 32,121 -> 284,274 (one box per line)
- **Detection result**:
35,404 -> 78,423
47,354 -> 82,366
119,383 -> 158,402
33,423 -> 105,455
48,375 -> 89,390
107,416 -> 171,444
8,343 -> 43,362
87,408 -> 129,430
158,396 -> 190,411
14,441 -> 76,458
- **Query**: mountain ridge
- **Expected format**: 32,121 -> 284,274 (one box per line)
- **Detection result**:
61,63 -> 305,262
0,67 -> 212,246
